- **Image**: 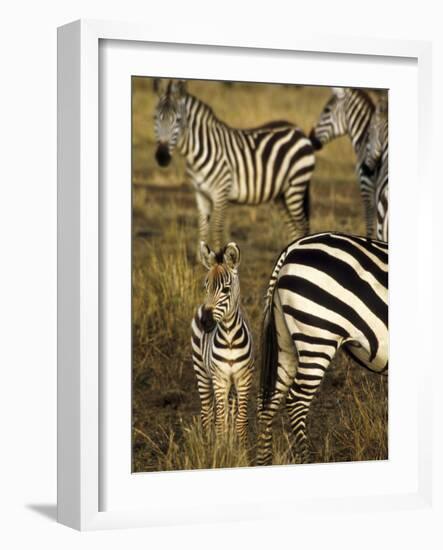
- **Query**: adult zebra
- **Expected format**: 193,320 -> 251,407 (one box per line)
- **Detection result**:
191,242 -> 254,442
153,80 -> 315,251
362,96 -> 389,241
257,232 -> 388,465
309,88 -> 379,238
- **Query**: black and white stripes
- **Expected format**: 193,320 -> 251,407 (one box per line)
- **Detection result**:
191,242 -> 254,442
309,87 -> 379,238
150,81 -> 390,462
154,80 -> 315,250
374,179 -> 388,242
362,95 -> 389,241
257,232 -> 388,465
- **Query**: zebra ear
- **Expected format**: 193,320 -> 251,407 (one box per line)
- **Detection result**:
223,242 -> 241,269
377,95 -> 388,115
331,87 -> 346,99
171,79 -> 187,98
200,242 -> 216,269
153,78 -> 163,96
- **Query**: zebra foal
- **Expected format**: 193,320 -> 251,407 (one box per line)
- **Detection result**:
257,232 -> 388,465
153,79 -> 315,251
191,242 -> 254,442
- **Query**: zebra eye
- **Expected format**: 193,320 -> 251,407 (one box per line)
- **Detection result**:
222,286 -> 230,293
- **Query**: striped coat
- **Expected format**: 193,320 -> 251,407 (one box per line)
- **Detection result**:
362,95 -> 389,241
191,242 -> 254,442
257,232 -> 388,465
154,79 -> 315,250
309,87 -> 381,237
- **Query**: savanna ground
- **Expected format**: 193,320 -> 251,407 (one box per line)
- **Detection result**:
132,78 -> 388,472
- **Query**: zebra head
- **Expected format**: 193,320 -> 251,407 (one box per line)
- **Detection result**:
363,95 -> 388,175
309,87 -> 349,150
199,242 -> 241,333
153,79 -> 188,167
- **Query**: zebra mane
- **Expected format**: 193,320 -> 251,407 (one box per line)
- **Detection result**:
158,93 -> 178,113
349,88 -> 375,110
346,88 -> 375,150
185,94 -> 226,128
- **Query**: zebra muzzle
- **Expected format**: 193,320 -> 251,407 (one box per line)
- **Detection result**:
155,144 -> 172,167
361,162 -> 375,177
201,307 -> 217,333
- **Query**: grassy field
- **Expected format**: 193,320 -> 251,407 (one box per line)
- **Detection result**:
131,78 -> 388,472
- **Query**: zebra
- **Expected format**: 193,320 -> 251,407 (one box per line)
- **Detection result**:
362,95 -> 389,241
309,87 -> 379,238
257,232 -> 388,465
153,79 -> 315,251
191,241 -> 254,442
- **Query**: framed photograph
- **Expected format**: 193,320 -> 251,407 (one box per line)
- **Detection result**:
57,19 -> 433,530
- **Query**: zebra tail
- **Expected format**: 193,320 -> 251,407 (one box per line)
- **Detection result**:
260,300 -> 279,407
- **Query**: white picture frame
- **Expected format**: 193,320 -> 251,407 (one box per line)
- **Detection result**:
57,19 -> 433,531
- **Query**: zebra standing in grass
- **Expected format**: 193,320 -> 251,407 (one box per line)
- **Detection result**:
191,242 -> 254,442
309,87 -> 379,237
257,232 -> 388,465
153,79 -> 315,251
362,96 -> 389,241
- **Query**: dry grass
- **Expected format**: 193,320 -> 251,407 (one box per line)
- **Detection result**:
131,78 -> 387,472
134,420 -> 251,472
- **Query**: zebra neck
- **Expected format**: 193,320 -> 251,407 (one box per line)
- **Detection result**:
219,306 -> 243,333
178,94 -> 225,162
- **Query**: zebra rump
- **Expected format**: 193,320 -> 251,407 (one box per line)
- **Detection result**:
260,233 -> 387,406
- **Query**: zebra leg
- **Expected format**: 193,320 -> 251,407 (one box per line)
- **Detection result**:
228,387 -> 238,436
359,177 -> 376,238
256,351 -> 295,465
364,200 -> 376,239
233,363 -> 253,445
191,315 -> 214,437
286,383 -> 319,463
275,196 -> 295,236
282,185 -> 309,240
257,297 -> 298,466
198,375 -> 214,437
195,190 -> 213,255
213,376 -> 231,439
210,194 -> 229,251
285,337 -> 337,463
191,358 -> 214,437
